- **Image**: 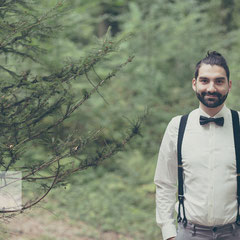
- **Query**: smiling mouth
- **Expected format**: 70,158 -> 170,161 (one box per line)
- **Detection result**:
205,94 -> 218,98
205,96 -> 218,102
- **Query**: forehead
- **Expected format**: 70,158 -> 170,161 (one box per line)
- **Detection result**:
198,64 -> 227,79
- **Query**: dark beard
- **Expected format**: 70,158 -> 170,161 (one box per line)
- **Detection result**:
196,91 -> 228,108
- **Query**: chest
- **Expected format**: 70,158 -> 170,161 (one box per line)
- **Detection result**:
181,122 -> 236,171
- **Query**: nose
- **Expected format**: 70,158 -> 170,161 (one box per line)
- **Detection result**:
207,82 -> 216,93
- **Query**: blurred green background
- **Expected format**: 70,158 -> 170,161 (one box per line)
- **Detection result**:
2,0 -> 240,239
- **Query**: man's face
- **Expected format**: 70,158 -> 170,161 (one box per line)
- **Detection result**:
192,64 -> 232,108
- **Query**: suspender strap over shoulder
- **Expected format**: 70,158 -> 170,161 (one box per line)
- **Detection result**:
177,114 -> 189,226
231,109 -> 240,225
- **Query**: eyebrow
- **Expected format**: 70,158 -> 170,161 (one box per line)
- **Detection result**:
199,77 -> 226,80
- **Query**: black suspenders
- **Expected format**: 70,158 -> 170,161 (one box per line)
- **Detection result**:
177,113 -> 189,226
177,110 -> 240,226
231,110 -> 240,225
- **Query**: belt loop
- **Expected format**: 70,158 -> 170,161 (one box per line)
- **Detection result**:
232,223 -> 236,236
191,224 -> 196,236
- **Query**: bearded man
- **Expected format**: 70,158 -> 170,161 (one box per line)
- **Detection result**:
154,51 -> 240,240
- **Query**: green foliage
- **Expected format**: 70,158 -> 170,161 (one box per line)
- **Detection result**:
39,1 -> 240,239
43,1 -> 240,239
2,0 -> 240,239
47,150 -> 160,239
0,0 -> 139,216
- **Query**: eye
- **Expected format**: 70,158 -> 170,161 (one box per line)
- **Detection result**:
216,79 -> 224,84
200,79 -> 208,83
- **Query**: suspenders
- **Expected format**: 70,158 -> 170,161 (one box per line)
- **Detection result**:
231,110 -> 240,225
177,109 -> 240,226
177,113 -> 189,226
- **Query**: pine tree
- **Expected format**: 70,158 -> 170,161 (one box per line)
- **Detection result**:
0,0 -> 141,215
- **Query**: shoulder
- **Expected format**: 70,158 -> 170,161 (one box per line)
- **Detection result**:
169,115 -> 182,126
233,109 -> 240,116
229,109 -> 240,123
162,110 -> 196,144
168,109 -> 197,127
166,109 -> 197,134
228,108 -> 240,117
165,115 -> 182,138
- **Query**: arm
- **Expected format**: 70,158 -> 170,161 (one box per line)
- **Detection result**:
154,117 -> 179,240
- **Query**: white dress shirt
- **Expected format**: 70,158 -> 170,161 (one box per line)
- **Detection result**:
154,105 -> 239,240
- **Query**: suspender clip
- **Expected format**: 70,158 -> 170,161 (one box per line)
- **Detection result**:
178,195 -> 184,203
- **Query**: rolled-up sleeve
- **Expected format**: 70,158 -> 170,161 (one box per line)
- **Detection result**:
154,116 -> 180,240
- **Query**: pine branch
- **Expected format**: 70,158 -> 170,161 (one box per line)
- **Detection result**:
10,56 -> 134,149
0,0 -> 138,216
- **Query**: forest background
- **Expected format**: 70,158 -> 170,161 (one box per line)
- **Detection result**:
1,0 -> 240,239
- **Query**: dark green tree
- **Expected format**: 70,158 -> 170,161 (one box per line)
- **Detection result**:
0,0 -> 140,215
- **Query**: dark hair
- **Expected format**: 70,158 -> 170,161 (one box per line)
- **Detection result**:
194,51 -> 230,81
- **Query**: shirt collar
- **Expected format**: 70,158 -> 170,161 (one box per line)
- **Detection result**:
198,105 -> 228,118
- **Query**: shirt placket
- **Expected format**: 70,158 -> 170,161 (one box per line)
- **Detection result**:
208,122 -> 215,224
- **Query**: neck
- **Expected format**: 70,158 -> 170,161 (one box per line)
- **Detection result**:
199,103 -> 224,117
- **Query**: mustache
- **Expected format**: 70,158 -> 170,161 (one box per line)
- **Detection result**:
201,92 -> 222,97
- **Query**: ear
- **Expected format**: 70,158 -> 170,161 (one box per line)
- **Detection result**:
228,80 -> 232,91
192,78 -> 197,92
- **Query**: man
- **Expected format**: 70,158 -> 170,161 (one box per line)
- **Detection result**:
154,51 -> 240,240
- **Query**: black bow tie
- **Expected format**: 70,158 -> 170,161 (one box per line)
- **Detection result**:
199,115 -> 224,126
